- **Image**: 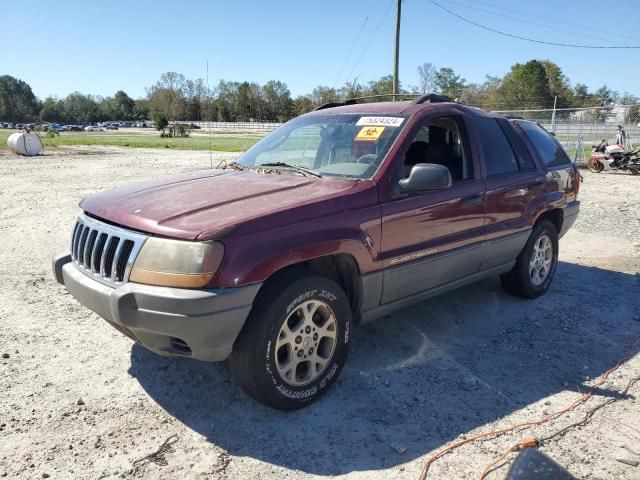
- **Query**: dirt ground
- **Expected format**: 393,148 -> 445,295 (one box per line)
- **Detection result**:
0,146 -> 639,480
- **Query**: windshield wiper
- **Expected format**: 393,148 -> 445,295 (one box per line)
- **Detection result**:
257,162 -> 322,178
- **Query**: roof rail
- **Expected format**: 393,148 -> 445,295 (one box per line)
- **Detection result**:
314,93 -> 422,111
314,102 -> 345,111
412,94 -> 453,104
314,93 -> 454,111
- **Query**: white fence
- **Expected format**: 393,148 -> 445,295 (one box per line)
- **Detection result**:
186,121 -> 283,131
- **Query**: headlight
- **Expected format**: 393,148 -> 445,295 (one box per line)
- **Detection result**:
130,238 -> 224,288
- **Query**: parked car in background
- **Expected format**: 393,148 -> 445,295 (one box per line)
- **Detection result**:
84,126 -> 103,132
104,124 -> 119,130
53,95 -> 580,410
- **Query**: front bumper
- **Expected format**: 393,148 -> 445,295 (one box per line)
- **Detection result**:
53,251 -> 261,362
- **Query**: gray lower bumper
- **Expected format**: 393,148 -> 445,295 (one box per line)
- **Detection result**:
53,251 -> 261,362
560,200 -> 580,238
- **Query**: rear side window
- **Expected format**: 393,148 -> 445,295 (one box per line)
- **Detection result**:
516,121 -> 570,167
497,119 -> 536,171
474,118 -> 519,177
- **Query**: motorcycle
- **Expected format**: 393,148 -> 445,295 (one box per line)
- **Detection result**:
588,138 -> 640,175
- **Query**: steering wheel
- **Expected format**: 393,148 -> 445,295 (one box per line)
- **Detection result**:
357,154 -> 378,164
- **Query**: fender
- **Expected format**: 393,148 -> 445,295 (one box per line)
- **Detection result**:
210,225 -> 380,288
525,190 -> 565,226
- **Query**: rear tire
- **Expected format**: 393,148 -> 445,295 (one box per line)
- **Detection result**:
229,274 -> 351,410
500,220 -> 559,299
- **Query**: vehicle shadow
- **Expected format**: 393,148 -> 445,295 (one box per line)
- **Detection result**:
128,261 -> 640,475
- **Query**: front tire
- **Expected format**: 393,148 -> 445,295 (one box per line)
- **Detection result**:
587,157 -> 604,173
229,274 -> 351,410
500,220 -> 559,299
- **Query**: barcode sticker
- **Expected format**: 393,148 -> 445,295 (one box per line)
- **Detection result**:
356,116 -> 405,127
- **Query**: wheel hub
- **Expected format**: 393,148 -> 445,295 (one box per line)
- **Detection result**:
274,299 -> 337,386
529,234 -> 553,286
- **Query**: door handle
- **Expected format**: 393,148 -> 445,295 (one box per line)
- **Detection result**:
461,193 -> 483,206
528,178 -> 545,190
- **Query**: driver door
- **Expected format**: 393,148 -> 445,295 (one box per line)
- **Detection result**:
379,114 -> 486,304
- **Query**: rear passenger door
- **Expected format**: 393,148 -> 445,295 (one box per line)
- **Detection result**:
473,117 -> 544,270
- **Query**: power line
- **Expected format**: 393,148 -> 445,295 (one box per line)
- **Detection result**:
429,0 -> 640,48
439,0 -> 633,47
446,0 -> 640,43
344,0 -> 395,83
332,15 -> 370,88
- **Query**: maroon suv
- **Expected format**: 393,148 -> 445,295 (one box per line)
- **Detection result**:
53,95 -> 580,410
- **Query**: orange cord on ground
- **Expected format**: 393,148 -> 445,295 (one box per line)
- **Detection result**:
417,337 -> 640,480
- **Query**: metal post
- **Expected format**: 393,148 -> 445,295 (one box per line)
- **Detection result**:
392,0 -> 402,99
550,95 -> 557,133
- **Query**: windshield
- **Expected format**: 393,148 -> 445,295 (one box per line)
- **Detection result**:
235,114 -> 407,179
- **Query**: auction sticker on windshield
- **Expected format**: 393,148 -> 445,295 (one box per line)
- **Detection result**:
355,126 -> 385,142
356,116 -> 404,127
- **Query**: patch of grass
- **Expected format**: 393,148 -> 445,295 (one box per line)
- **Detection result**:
0,130 -> 262,152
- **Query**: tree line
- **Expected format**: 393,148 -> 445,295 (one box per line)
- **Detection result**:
1,59 -> 638,124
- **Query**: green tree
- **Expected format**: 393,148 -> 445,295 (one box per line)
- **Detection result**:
147,72 -> 187,120
572,83 -> 597,107
39,97 -> 65,122
433,67 -> 466,98
63,92 -> 100,123
153,112 -> 168,132
498,60 -> 552,109
113,90 -> 135,119
339,79 -> 366,100
263,80 -> 293,122
367,75 -> 396,96
540,60 -> 573,107
293,96 -> 314,115
310,86 -> 341,107
0,75 -> 39,122
133,99 -> 150,120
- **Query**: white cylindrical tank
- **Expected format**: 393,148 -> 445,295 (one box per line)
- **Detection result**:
7,132 -> 43,156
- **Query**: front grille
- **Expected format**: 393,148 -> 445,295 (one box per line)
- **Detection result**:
70,213 -> 148,287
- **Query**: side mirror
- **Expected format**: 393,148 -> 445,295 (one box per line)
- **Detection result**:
399,163 -> 452,194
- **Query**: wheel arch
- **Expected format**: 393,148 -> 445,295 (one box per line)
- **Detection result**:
253,253 -> 363,322
534,208 -> 563,234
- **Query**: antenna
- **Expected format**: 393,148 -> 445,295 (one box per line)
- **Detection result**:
206,61 -> 213,169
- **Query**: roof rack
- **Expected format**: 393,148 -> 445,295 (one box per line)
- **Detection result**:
314,93 -> 454,111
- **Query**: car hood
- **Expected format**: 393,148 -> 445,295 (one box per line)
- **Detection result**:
80,169 -> 358,240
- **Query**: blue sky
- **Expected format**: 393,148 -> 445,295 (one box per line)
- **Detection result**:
4,0 -> 640,100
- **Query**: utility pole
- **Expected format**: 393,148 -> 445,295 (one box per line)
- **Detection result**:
392,0 -> 402,99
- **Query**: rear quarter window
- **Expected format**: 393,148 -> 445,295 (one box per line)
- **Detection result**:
474,117 -> 519,177
516,121 -> 570,167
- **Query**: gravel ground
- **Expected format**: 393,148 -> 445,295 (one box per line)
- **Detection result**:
0,147 -> 639,480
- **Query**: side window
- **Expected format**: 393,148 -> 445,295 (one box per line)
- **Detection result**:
497,119 -> 535,171
515,120 -> 570,167
474,118 -> 519,177
403,116 -> 473,183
